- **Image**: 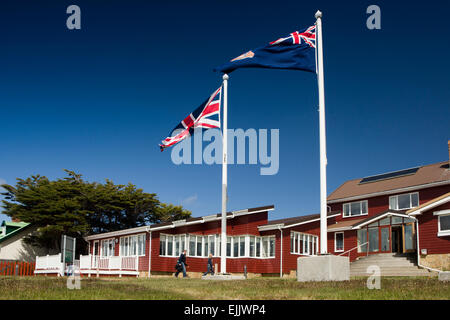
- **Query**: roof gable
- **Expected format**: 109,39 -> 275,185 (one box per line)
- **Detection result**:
327,161 -> 450,203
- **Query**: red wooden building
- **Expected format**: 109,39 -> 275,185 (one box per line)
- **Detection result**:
35,143 -> 450,277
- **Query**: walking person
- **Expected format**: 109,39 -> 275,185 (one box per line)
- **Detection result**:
175,249 -> 188,278
203,253 -> 214,276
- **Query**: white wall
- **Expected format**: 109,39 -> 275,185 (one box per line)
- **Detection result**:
0,226 -> 56,261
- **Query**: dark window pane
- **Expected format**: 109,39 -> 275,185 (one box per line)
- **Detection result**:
240,237 -> 245,257
233,238 -> 239,257
411,193 -> 419,207
440,215 -> 450,231
368,228 -> 379,252
398,194 -> 411,209
350,202 -> 361,216
335,233 -> 344,251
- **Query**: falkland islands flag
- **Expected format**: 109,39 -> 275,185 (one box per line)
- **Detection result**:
214,25 -> 316,74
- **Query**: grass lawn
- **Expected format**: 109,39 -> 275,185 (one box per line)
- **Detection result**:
0,276 -> 448,300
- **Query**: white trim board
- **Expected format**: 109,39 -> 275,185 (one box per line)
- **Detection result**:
409,195 -> 450,216
258,213 -> 340,232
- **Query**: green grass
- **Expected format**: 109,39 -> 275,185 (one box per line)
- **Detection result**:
0,276 -> 449,300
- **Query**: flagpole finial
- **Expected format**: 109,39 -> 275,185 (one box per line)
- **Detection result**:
223,73 -> 229,81
315,10 -> 322,19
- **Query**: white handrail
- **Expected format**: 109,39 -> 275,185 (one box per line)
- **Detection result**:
338,242 -> 369,257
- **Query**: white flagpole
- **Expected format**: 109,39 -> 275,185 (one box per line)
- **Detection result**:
315,10 -> 328,254
221,73 -> 229,273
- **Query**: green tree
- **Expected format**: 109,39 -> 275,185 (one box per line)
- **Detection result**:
0,170 -> 191,252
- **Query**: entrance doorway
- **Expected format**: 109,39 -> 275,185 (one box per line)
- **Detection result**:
357,214 -> 416,255
391,226 -> 403,253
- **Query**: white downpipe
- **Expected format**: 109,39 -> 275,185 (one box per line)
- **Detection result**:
315,10 -> 328,254
148,230 -> 152,278
415,220 -> 442,273
221,74 -> 228,274
278,226 -> 283,278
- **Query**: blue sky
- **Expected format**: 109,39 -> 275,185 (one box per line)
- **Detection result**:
1,0 -> 449,223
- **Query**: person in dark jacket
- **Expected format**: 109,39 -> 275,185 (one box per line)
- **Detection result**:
175,250 -> 188,278
203,253 -> 214,276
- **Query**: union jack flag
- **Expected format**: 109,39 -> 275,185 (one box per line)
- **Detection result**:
269,25 -> 316,48
159,87 -> 222,151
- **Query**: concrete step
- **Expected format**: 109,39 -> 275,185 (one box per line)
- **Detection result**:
351,272 -> 433,277
354,257 -> 415,261
351,268 -> 429,273
351,262 -> 417,268
351,265 -> 432,276
348,253 -> 432,277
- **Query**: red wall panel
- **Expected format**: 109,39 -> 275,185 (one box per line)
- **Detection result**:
417,202 -> 450,254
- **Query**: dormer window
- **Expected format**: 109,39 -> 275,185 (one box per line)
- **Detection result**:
343,200 -> 368,218
389,192 -> 419,210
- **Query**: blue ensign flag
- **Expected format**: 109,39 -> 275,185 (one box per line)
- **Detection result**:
214,25 -> 316,74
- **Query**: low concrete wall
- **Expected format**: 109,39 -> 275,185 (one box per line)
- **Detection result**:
420,254 -> 450,271
438,272 -> 450,282
297,255 -> 350,282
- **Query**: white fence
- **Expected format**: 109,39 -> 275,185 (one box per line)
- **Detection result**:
35,254 -> 139,276
79,255 -> 139,272
34,253 -> 64,276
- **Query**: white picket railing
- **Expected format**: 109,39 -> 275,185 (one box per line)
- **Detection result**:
79,255 -> 139,271
35,254 -> 139,275
35,253 -> 64,275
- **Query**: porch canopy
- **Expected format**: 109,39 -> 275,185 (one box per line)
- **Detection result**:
328,210 -> 417,254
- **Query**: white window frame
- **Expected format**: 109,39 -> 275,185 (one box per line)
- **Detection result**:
290,231 -> 318,256
389,192 -> 419,210
158,233 -> 275,259
119,233 -> 146,257
435,210 -> 450,237
100,238 -> 115,257
334,232 -> 344,252
159,233 -> 187,257
343,200 -> 368,218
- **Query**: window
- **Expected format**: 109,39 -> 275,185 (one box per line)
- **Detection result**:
335,232 -> 344,252
343,200 -> 368,217
389,192 -> 419,210
159,234 -> 274,259
261,237 -> 269,258
189,236 -> 195,256
438,212 -> 450,236
357,229 -> 368,253
233,236 -> 239,257
239,236 -> 246,257
174,235 -> 180,256
167,235 -> 173,256
269,237 -> 275,257
196,236 -> 202,256
368,228 -> 379,252
161,234 -> 207,257
290,231 -> 319,256
256,237 -> 261,257
101,239 -> 115,257
250,236 -> 256,257
392,216 -> 403,224
159,235 -> 166,256
120,234 -> 146,257
379,217 -> 390,226
208,235 -> 215,256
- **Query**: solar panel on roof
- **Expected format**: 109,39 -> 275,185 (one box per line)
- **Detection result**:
359,167 -> 420,184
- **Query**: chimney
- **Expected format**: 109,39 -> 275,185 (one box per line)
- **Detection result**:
448,140 -> 450,168
11,217 -> 21,223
